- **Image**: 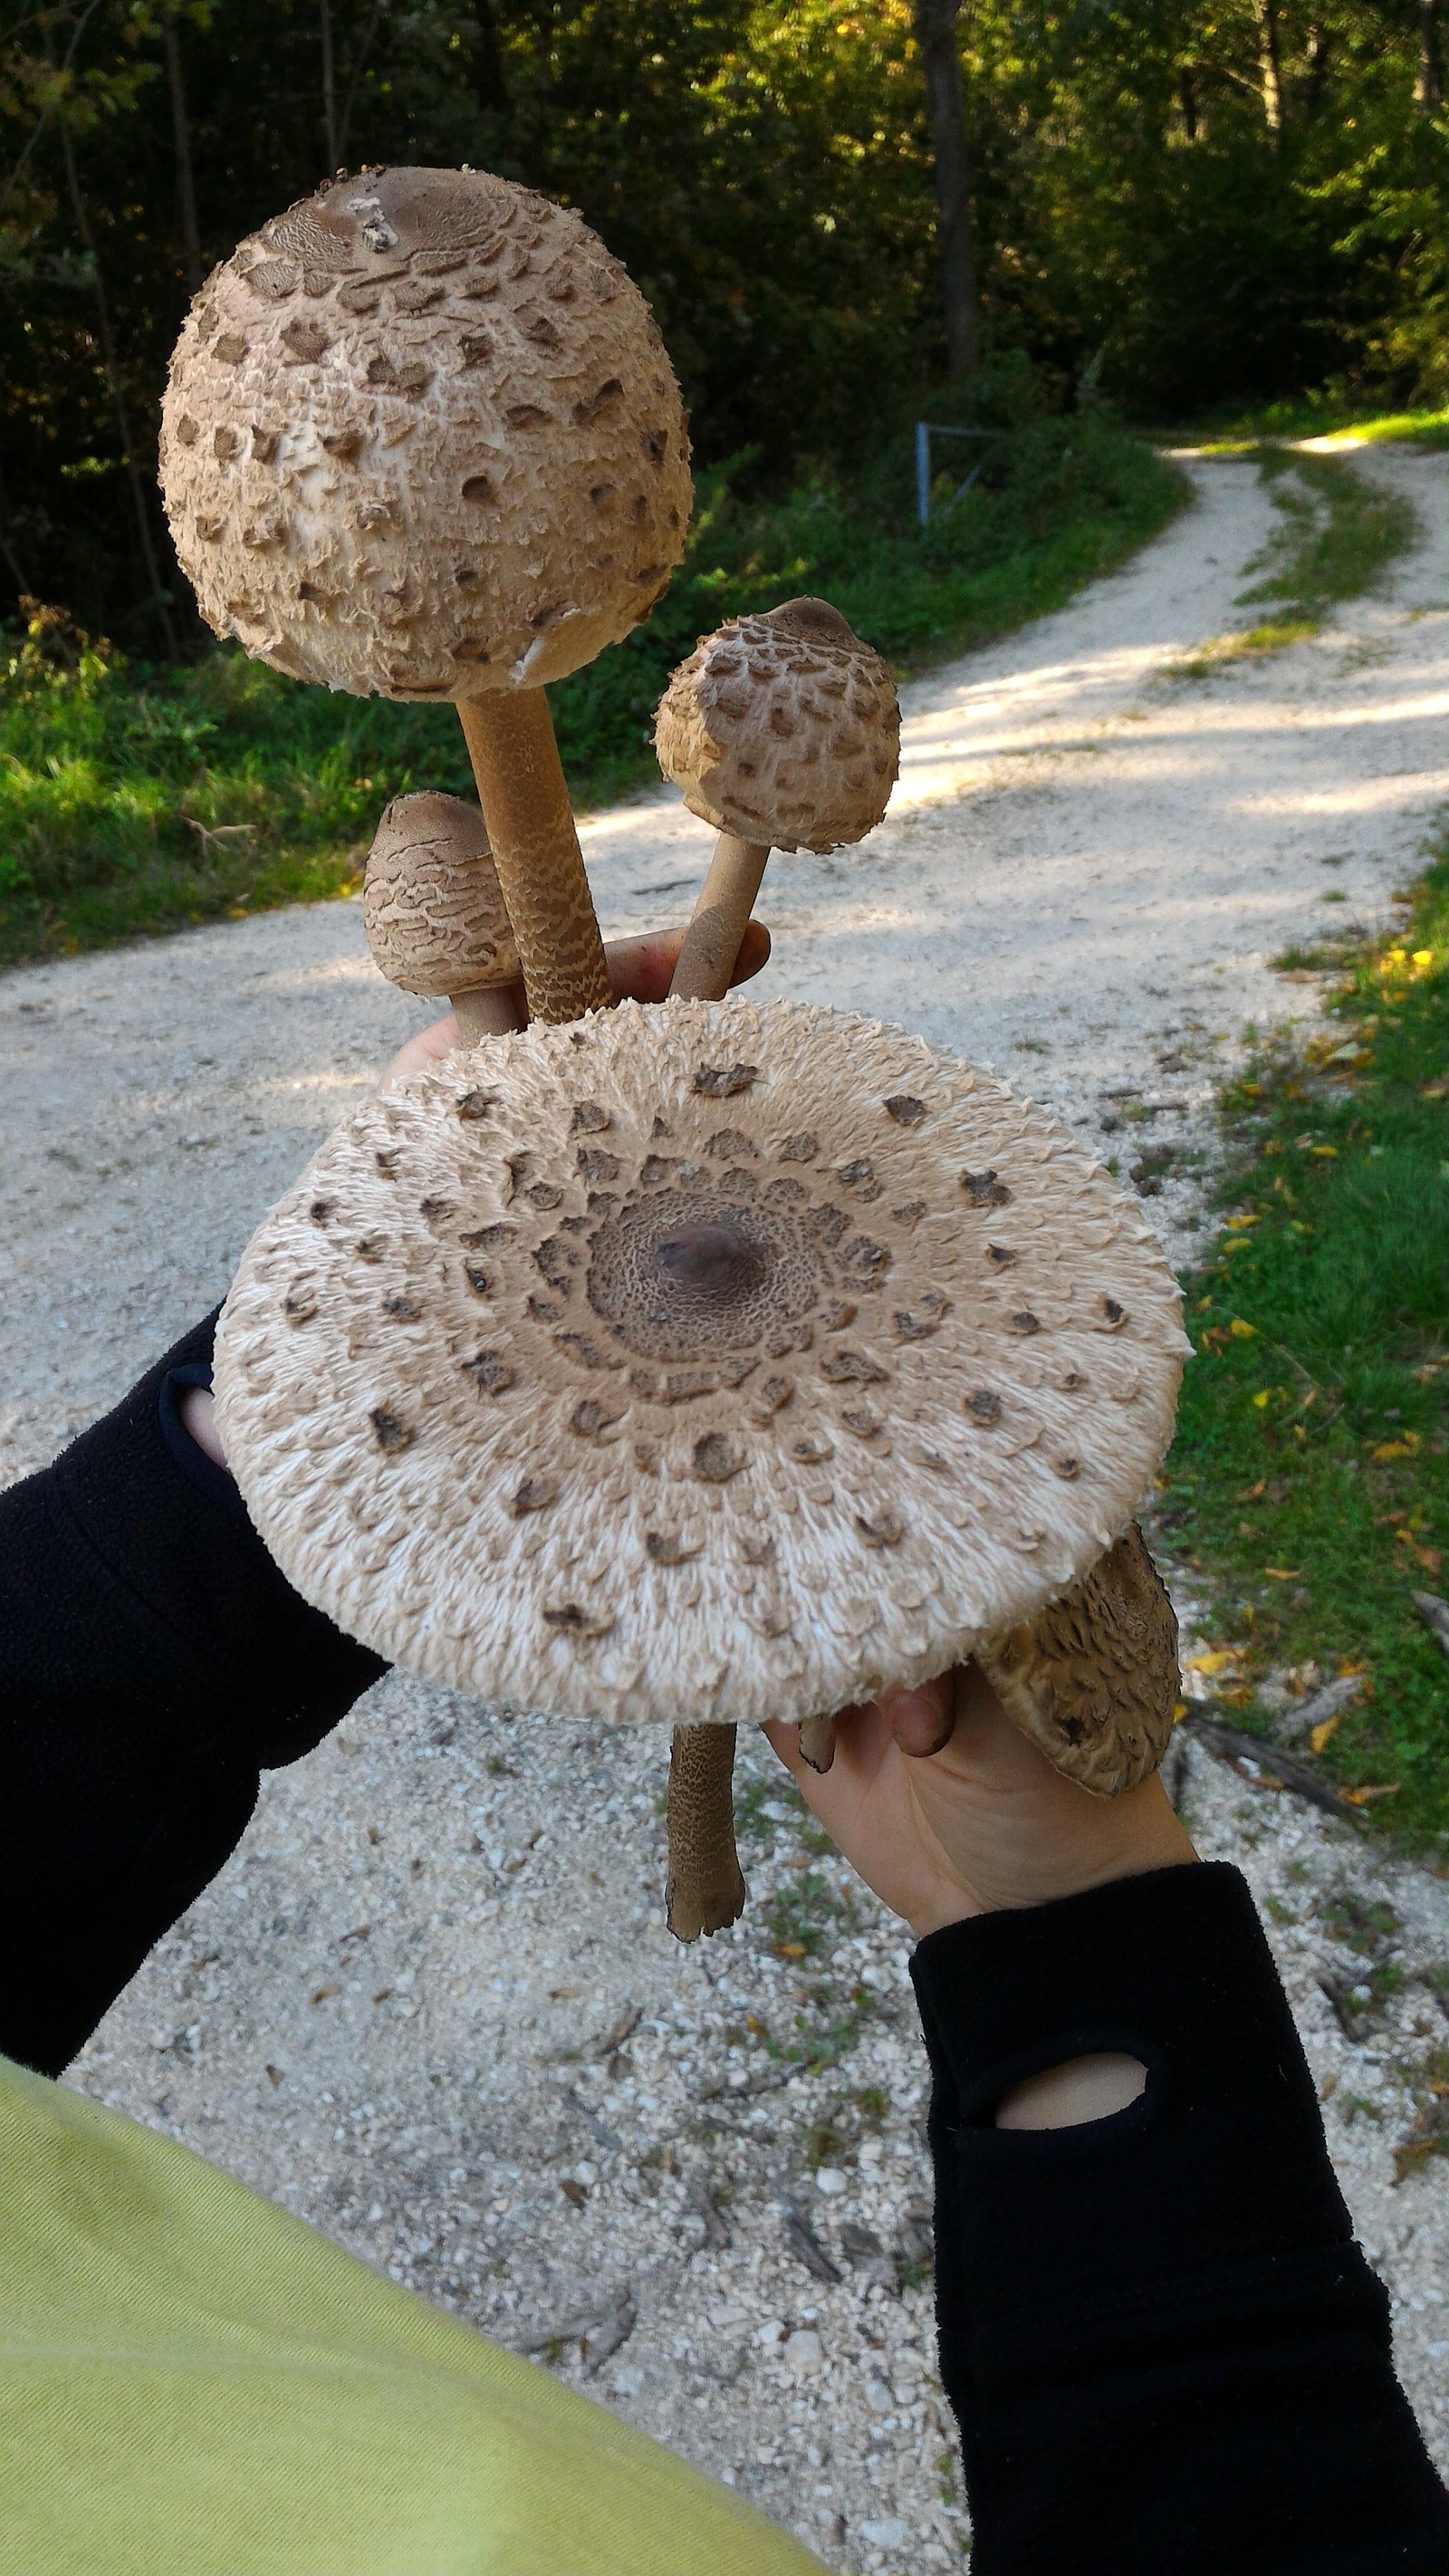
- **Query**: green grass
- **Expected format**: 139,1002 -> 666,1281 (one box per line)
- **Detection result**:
1155,841 -> 1449,1847
0,409 -> 1184,969
1185,396 -> 1449,454
1168,443 -> 1418,676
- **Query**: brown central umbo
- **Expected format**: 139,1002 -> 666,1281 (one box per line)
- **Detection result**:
585,1187 -> 822,1360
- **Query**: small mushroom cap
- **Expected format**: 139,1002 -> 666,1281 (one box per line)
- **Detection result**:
214,996 -> 1192,1730
975,1522 -> 1179,1797
364,791 -> 520,996
159,167 -> 692,701
653,598 -> 899,855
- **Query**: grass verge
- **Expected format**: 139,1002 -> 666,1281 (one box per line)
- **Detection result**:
1155,836 -> 1449,1848
0,405 -> 1184,969
1185,398 -> 1449,455
1167,443 -> 1418,677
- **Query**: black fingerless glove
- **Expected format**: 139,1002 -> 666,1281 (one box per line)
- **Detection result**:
0,1311 -> 386,2073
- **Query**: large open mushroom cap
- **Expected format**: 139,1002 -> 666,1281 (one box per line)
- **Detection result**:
159,167 -> 691,699
213,996 -> 1191,1725
653,599 -> 899,855
364,791 -> 519,995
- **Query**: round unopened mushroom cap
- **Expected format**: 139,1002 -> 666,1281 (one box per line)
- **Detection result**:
214,997 -> 1191,1729
653,598 -> 899,855
159,167 -> 692,700
364,791 -> 519,996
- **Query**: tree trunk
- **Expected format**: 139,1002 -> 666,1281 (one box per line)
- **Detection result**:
338,0 -> 388,163
473,0 -> 508,111
913,0 -> 980,377
1252,0 -> 1285,133
161,8 -> 202,293
320,0 -> 339,169
54,98 -> 175,649
1178,64 -> 1198,139
1417,0 -> 1444,111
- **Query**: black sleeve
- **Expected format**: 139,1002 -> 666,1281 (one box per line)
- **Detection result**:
0,1311 -> 386,2078
910,1861 -> 1449,2576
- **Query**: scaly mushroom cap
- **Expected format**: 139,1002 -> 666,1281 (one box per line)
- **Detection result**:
364,791 -> 519,996
976,1523 -> 1180,1796
214,998 -> 1191,1730
653,598 -> 899,855
159,167 -> 692,699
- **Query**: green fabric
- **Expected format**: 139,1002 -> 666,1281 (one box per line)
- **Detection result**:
0,2055 -> 822,2576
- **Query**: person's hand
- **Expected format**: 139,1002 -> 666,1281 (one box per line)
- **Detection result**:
383,918 -> 771,1084
767,1668 -> 1195,2129
765,1662 -> 1195,1943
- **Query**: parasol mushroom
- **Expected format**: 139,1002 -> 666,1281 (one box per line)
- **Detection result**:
213,993 -> 1192,1932
364,791 -> 521,1043
159,163 -> 692,1028
654,598 -> 899,1007
974,1520 -> 1179,1796
654,596 -> 899,1928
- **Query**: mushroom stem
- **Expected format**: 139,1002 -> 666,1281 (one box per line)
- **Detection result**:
663,844 -> 775,1941
667,835 -> 771,1004
798,1714 -> 837,1774
666,1724 -> 747,1943
452,985 -> 522,1043
457,691 -> 612,1024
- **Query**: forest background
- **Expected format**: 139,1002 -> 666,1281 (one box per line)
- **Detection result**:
2,0 -> 1446,647
0,0 -> 1444,958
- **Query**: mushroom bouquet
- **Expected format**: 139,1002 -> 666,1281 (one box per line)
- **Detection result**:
165,165 -> 1190,1955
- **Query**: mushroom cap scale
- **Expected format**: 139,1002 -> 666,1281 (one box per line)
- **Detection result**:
363,791 -> 520,995
159,167 -> 692,700
212,996 -> 1192,1726
654,599 -> 900,856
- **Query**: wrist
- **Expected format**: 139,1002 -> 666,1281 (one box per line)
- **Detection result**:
178,1384 -> 229,1473
907,1773 -> 1198,1941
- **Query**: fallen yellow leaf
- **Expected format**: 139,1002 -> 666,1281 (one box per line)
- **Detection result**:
1230,1317 -> 1257,1339
1310,1713 -> 1343,1754
1252,1390 -> 1271,1408
1413,949 -> 1434,968
1343,1783 -> 1402,1806
1264,1566 -> 1303,1581
1310,1145 -> 1338,1158
1421,1078 -> 1449,1100
1373,1435 -> 1420,1460
1172,1700 -> 1188,1724
1239,1479 -> 1268,1501
1184,1649 -> 1243,1675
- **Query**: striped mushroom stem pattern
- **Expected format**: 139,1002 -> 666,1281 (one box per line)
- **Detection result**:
657,597 -> 900,1937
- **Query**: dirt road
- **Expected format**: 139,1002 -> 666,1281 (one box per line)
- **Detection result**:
3,443 -> 1446,2568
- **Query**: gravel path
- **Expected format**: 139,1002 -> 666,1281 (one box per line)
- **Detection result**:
4,443 -> 1448,2569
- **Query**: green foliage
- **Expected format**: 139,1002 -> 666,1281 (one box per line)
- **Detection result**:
0,408 -> 1182,964
1157,841 -> 1449,1845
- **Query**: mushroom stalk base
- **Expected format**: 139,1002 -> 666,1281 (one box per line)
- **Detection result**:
798,1714 -> 837,1774
667,836 -> 771,1004
662,843 -> 772,1940
457,691 -> 612,1026
451,986 -> 521,1043
666,1725 -> 747,1942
